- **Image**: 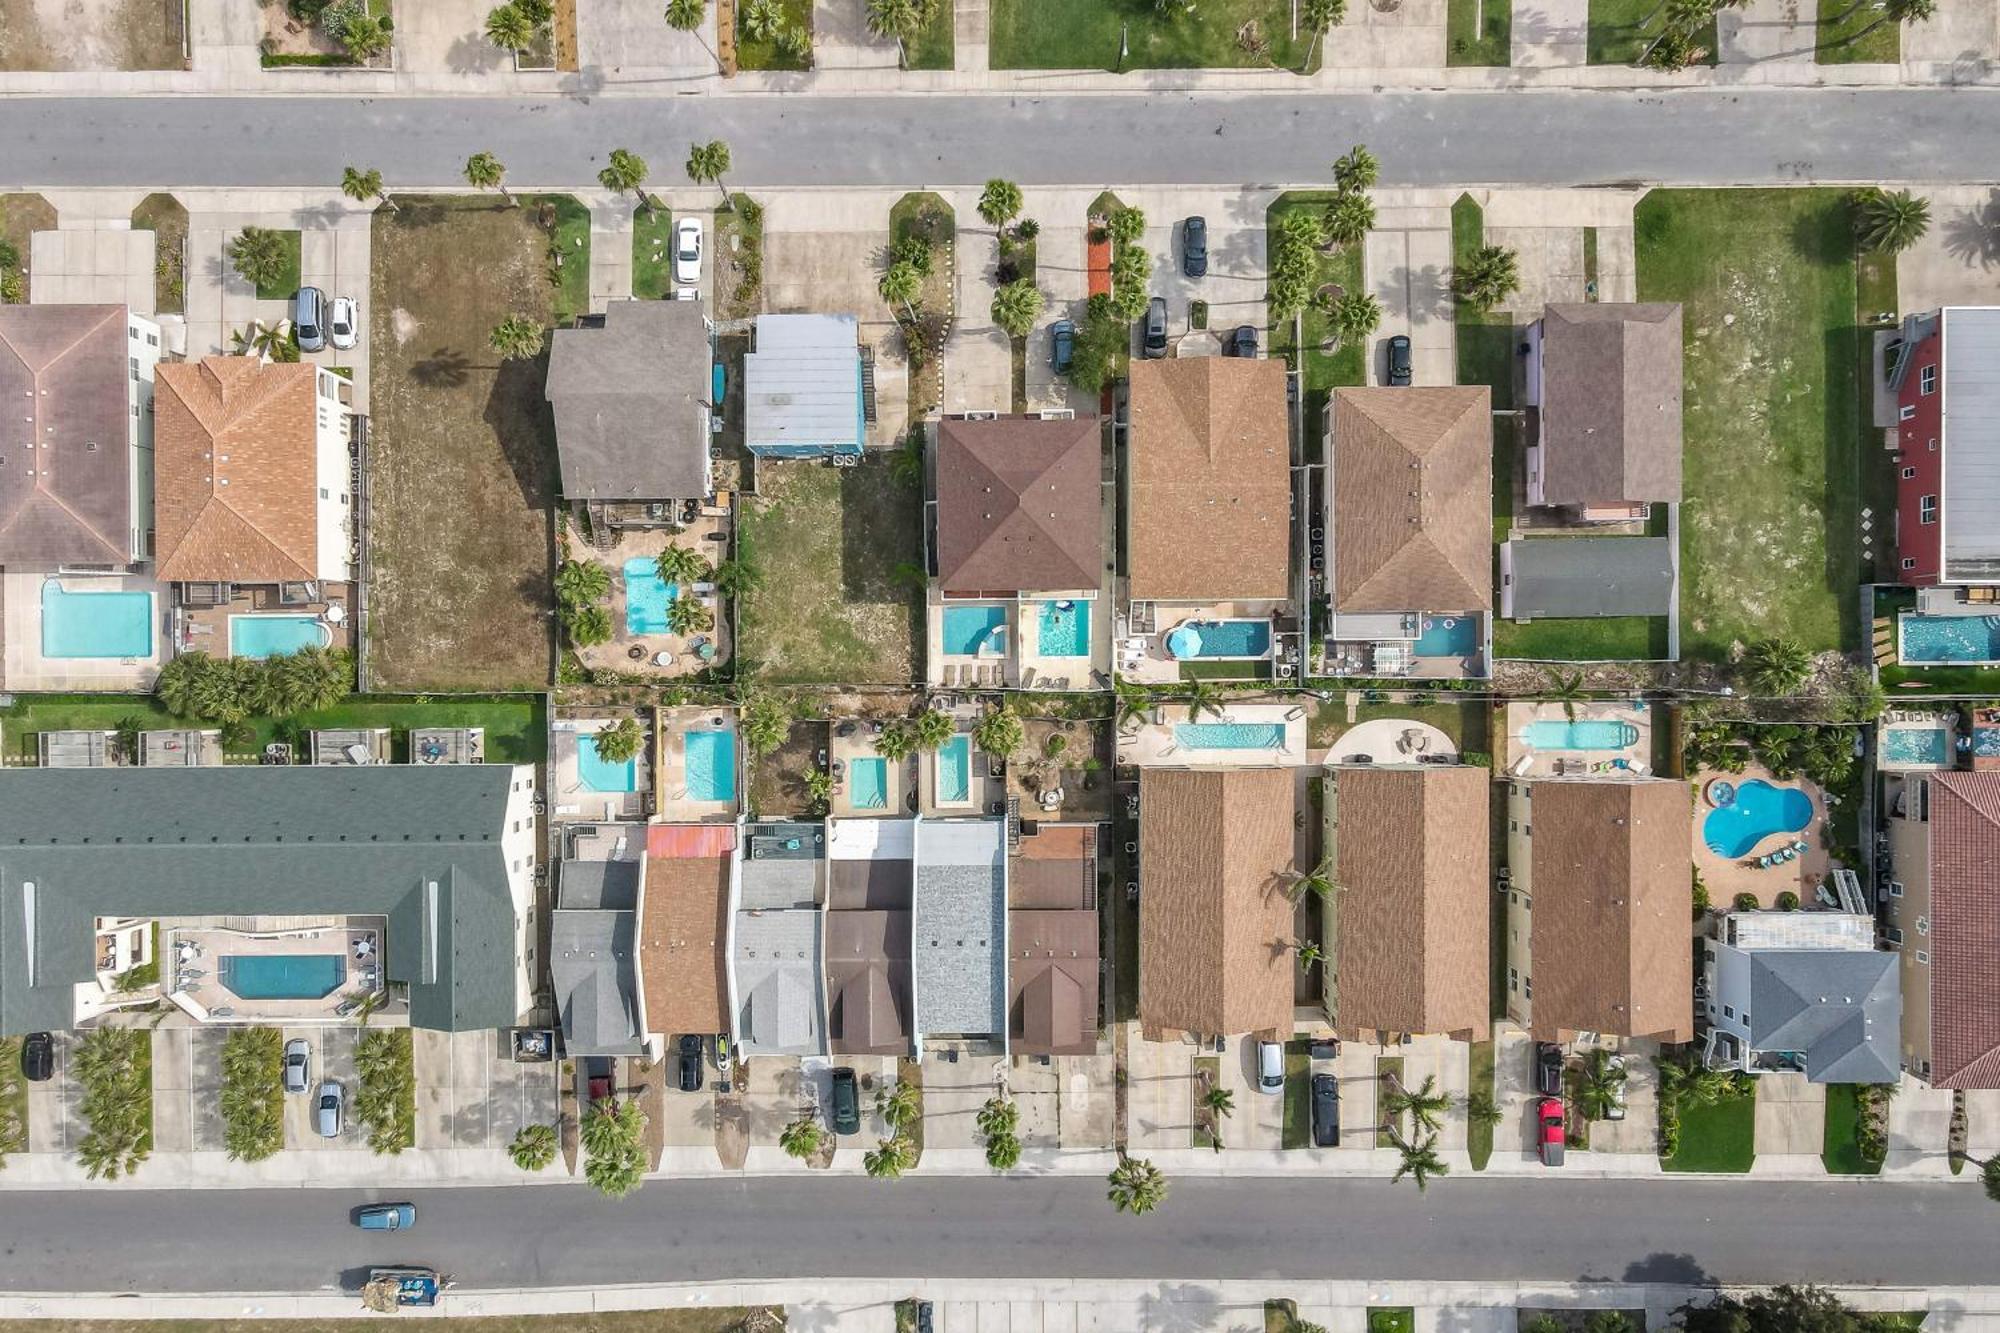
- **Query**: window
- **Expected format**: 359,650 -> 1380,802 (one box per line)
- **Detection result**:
319,487 -> 329,500
1508,967 -> 1518,992
1902,466 -> 1917,479
1921,364 -> 1938,395
1902,558 -> 1917,571
1524,824 -> 1532,837
1889,881 -> 1904,898
1929,437 -> 1938,451
1723,1004 -> 1736,1019
1900,405 -> 1917,421
1524,976 -> 1532,1000
1916,950 -> 1930,964
1921,495 -> 1938,524
1509,819 -> 1518,832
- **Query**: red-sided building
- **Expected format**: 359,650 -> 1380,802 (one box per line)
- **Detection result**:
1893,307 -> 2000,587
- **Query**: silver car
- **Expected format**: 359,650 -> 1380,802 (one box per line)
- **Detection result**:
314,1080 -> 344,1138
283,1038 -> 311,1094
293,286 -> 326,353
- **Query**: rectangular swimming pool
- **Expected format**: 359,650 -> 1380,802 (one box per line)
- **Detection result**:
41,580 -> 153,659
937,734 -> 971,803
229,614 -> 330,660
578,732 -> 639,793
1883,726 -> 1949,767
1413,615 -> 1478,658
624,558 -> 678,636
1034,600 -> 1091,658
221,953 -> 347,1001
1900,613 -> 2000,665
1522,719 -> 1639,750
942,603 -> 1007,656
1174,722 -> 1285,750
850,756 -> 890,810
1166,619 -> 1271,659
684,729 -> 737,803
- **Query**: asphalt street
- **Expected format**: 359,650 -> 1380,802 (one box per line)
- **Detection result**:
0,1176 -> 1987,1293
1,90 -> 1997,190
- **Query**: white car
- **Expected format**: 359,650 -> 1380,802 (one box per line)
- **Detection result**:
673,218 -> 704,286
328,296 -> 357,351
282,1038 -> 311,1094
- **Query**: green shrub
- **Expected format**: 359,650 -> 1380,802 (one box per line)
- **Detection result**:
220,1027 -> 285,1163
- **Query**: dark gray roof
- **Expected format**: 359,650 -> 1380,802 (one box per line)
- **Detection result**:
550,908 -> 644,1055
546,300 -> 712,502
1748,949 -> 1902,1085
0,304 -> 135,565
0,766 -> 527,1034
912,818 -> 1007,1040
561,858 -> 640,911
741,820 -> 823,909
1537,303 -> 1683,506
1504,536 -> 1674,620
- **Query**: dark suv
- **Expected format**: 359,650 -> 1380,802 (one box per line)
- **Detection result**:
677,1034 -> 705,1093
1310,1073 -> 1340,1148
1535,1042 -> 1565,1097
1386,334 -> 1413,386
1142,297 -> 1169,359
830,1066 -> 861,1134
1181,216 -> 1208,279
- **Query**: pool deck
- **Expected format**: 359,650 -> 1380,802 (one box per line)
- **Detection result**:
1690,762 -> 1832,910
655,705 -> 740,823
1115,701 -> 1312,768
1116,599 -> 1288,686
1498,700 -> 1654,779
1876,710 -> 1959,773
830,724 -> 917,818
1325,717 -> 1457,765
165,920 -> 387,1025
926,591 -> 1113,692
573,518 -> 734,682
550,716 -> 653,824
179,580 -> 356,662
918,723 -> 1005,817
1,571 -> 167,692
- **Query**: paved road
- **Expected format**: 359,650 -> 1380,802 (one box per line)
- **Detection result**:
0,1176 -> 1987,1293
3,90 -> 1999,190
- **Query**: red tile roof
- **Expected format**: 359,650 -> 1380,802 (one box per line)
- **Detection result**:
1927,772 -> 2000,1088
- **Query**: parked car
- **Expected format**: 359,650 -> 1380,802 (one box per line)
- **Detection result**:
356,1203 -> 417,1231
1310,1072 -> 1341,1148
1181,216 -> 1208,279
1050,318 -> 1076,373
1537,1097 -> 1566,1167
830,1066 -> 861,1135
1535,1041 -> 1565,1097
1601,1053 -> 1628,1121
19,1033 -> 52,1083
1255,1039 -> 1284,1094
584,1055 -> 613,1105
677,1034 -> 704,1093
314,1080 -> 344,1138
1225,324 -> 1258,358
283,1037 -> 311,1094
1141,297 -> 1169,358
293,287 -> 327,353
329,296 -> 358,351
1385,333 -> 1412,386
673,218 -> 704,286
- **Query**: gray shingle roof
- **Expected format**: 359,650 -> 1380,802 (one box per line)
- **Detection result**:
1503,536 -> 1675,620
733,907 -> 823,1055
1536,303 -> 1683,506
0,766 -> 528,1034
546,300 -> 712,502
550,908 -> 644,1055
1748,949 -> 1901,1085
912,818 -> 1006,1040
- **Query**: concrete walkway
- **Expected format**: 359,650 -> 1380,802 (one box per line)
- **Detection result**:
954,0 -> 989,72
1512,0 -> 1590,68
1720,0 -> 1824,64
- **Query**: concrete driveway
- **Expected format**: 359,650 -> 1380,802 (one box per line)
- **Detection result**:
1752,1071 -> 1825,1165
410,1029 -> 556,1152
1367,199 -> 1455,387
577,0 -> 718,78
285,1025 -> 367,1152
1123,187 -> 1269,358
1218,1035 -> 1284,1151
945,207 -> 1012,416
1124,1026 -> 1195,1154
394,0 -> 512,77
1019,187 -> 1096,414
920,1045 -> 1009,1151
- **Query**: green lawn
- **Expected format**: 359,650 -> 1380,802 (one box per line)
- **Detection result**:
1281,1039 -> 1312,1150
1448,0 -> 1511,64
990,0 -> 1308,69
1452,196 -> 1519,410
1310,697 -> 1487,751
1268,192 -> 1365,456
1193,1055 -> 1222,1149
1375,1055 -> 1404,1148
1495,616 -> 1672,661
1663,1089 -> 1756,1173
1821,1083 -> 1883,1175
1370,1310 -> 1417,1333
251,228 -> 303,301
1467,1038 -> 1496,1170
737,0 -> 813,69
630,205 -> 676,301
903,10 -> 955,68
1815,1 -> 1900,62
1636,189 -> 1862,660
1588,0 -> 1716,63
0,1038 -> 26,1157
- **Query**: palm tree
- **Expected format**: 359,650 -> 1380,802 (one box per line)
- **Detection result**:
864,1133 -> 916,1179
666,594 -> 714,636
1106,1155 -> 1167,1216
227,226 -> 291,293
742,0 -> 787,41
985,1131 -> 1022,1170
1325,291 -> 1382,348
1202,1084 -> 1235,1121
867,0 -> 933,66
741,693 -> 793,756
976,1096 -> 1019,1139
1282,856 -> 1338,905
598,147 -> 650,205
584,1141 -> 646,1197
1292,939 -> 1325,970
1453,244 -> 1521,311
1115,678 -> 1156,730
1332,143 -> 1378,195
1576,1048 -> 1629,1122
911,708 -> 956,751
991,279 -> 1045,340
1385,1073 -> 1452,1134
340,13 -> 390,60
974,706 -> 1024,759
664,0 -> 721,71
231,320 -> 298,363
1852,187 -> 1931,253
1834,0 -> 1935,48
779,1117 -> 823,1160
686,139 -> 733,208
490,314 -> 545,361
1322,189 -> 1376,247
580,1095 -> 639,1157
879,1078 -> 922,1132
341,165 -> 397,212
555,558 -> 610,608
1182,679 -> 1225,722
270,645 -> 350,714
888,436 -> 925,488
1388,1127 -> 1449,1191
1741,636 -> 1813,696
875,719 -> 917,763
879,260 -> 922,325
592,717 -> 644,764
1463,1089 -> 1503,1131
657,544 -> 712,585
464,151 -> 516,207
978,178 -> 1025,230
1543,666 -> 1586,721
509,1123 -> 558,1171
485,1 -> 537,51
1298,0 -> 1347,70
155,651 -> 217,718
714,556 -> 763,598
1984,1156 -> 2000,1204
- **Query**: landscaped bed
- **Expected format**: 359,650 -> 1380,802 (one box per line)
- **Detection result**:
990,0 -> 1307,69
736,0 -> 813,70
366,196 -> 574,692
1661,1082 -> 1756,1173
630,205 -> 677,301
1587,0 -> 1716,64
1821,1082 -> 1886,1175
1814,1 -> 1899,63
1267,192 -> 1365,448
1448,0 -> 1511,64
132,193 -> 188,315
0,192 -> 54,303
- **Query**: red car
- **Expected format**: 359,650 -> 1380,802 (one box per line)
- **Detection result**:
1538,1097 -> 1566,1167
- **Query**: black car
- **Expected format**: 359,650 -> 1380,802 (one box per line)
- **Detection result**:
1310,1072 -> 1340,1148
1050,318 -> 1076,374
677,1034 -> 704,1093
1225,324 -> 1258,358
1141,297 -> 1169,359
1535,1041 -> 1565,1097
19,1032 -> 53,1083
1181,216 -> 1208,279
829,1066 -> 861,1135
1386,333 -> 1413,386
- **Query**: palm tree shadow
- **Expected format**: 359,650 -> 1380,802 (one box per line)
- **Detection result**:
412,348 -> 472,387
1943,193 -> 2000,270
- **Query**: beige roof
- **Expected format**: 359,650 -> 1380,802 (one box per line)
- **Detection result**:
1126,358 -> 1292,603
1537,303 -> 1683,506
1525,778 -> 1692,1042
1330,387 -> 1492,613
1332,765 -> 1490,1039
1925,772 -> 2000,1088
0,304 -> 135,566
935,415 -> 1103,595
640,851 -> 730,1037
1138,768 -> 1295,1037
153,358 -> 322,584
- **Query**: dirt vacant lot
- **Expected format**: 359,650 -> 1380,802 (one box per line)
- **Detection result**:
0,0 -> 185,70
366,196 -> 566,692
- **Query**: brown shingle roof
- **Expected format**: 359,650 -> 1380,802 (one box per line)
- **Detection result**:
0,304 -> 134,565
1138,768 -> 1295,1037
1010,823 -> 1097,910
825,909 -> 912,1055
935,415 -> 1102,595
1330,387 -> 1492,613
1333,766 -> 1490,1039
1126,358 -> 1291,603
1009,909 -> 1100,1055
1926,772 -> 2000,1088
153,358 -> 321,584
640,849 -> 730,1037
1537,303 -> 1683,506
1525,778 -> 1692,1042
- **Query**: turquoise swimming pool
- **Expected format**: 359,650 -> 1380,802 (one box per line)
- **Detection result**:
1522,719 -> 1639,750
1702,779 -> 1813,858
1413,615 -> 1477,657
1899,613 -> 2000,665
229,614 -> 329,659
623,557 -> 679,636
1882,727 -> 1949,767
684,729 -> 737,803
41,580 -> 153,659
1165,619 -> 1271,659
1175,722 -> 1285,750
1035,600 -> 1090,658
578,733 -> 638,793
937,734 -> 971,802
942,604 -> 1007,656
221,953 -> 346,1001
850,756 -> 890,810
